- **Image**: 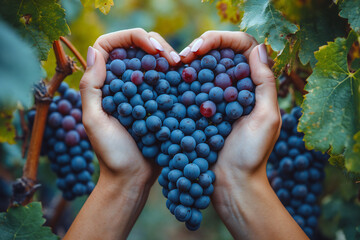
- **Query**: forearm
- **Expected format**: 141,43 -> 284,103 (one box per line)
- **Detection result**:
213,169 -> 308,240
64,175 -> 152,240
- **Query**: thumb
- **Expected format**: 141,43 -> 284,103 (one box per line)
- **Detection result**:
248,44 -> 281,129
80,46 -> 108,128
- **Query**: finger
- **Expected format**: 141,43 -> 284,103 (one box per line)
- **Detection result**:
79,46 -> 108,128
148,31 -> 181,66
180,31 -> 258,64
248,44 -> 281,130
93,28 -> 163,61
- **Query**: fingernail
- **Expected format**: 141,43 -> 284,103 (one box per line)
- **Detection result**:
191,38 -> 203,52
87,46 -> 95,68
149,37 -> 164,51
179,47 -> 191,57
170,51 -> 180,63
258,44 -> 268,65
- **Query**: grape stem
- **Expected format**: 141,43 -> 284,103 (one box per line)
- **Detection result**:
12,40 -> 75,206
60,36 -> 87,69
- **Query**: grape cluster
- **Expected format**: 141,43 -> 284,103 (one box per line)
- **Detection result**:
102,47 -> 255,230
28,83 -> 95,200
267,107 -> 327,239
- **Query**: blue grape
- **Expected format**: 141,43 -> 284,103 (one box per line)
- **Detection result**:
184,163 -> 201,180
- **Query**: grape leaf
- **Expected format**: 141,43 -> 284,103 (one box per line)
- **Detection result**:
0,202 -> 58,240
0,20 -> 41,109
0,110 -> 16,144
297,11 -> 347,67
0,0 -> 70,60
240,0 -> 298,51
80,0 -> 114,14
272,39 -> 300,78
345,131 -> 360,172
339,0 -> 360,33
299,31 -> 359,171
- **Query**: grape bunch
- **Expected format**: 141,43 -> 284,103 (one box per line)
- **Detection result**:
267,106 -> 327,239
28,83 -> 95,201
102,47 -> 255,230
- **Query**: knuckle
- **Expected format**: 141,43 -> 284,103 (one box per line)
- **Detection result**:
148,31 -> 161,37
132,28 -> 147,35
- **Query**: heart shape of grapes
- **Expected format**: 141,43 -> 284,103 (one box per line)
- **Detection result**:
101,47 -> 255,230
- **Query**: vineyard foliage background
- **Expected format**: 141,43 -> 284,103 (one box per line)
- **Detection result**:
0,0 -> 359,239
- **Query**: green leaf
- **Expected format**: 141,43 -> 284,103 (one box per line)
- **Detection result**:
0,20 -> 41,109
240,0 -> 298,51
297,11 -> 347,67
0,0 -> 70,60
340,0 -> 360,33
299,31 -> 359,170
0,110 -> 16,144
80,0 -> 114,15
0,202 -> 58,240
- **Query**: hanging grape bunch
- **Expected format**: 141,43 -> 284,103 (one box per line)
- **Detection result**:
267,106 -> 328,239
28,83 -> 95,201
101,47 -> 255,230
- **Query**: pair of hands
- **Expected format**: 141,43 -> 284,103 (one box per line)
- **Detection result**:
79,28 -> 281,228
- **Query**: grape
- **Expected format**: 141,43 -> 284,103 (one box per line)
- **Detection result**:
187,105 -> 201,120
217,121 -> 232,137
180,136 -> 196,152
174,205 -> 191,222
144,100 -> 158,113
110,59 -> 126,76
189,183 -> 203,198
141,54 -> 156,70
142,145 -> 159,158
156,57 -> 169,72
184,163 -> 201,180
48,112 -> 63,128
180,193 -> 195,207
157,94 -> 173,111
156,126 -> 171,141
172,153 -> 189,170
58,99 -> 72,115
167,103 -> 187,120
110,48 -> 127,60
132,105 -> 146,119
209,87 -> 224,103
62,116 -> 76,131
102,96 -> 116,113
156,153 -> 170,167
238,90 -> 254,107
223,87 -> 238,102
182,67 -> 197,83
225,101 -> 243,119
198,69 -> 215,83
179,118 -> 196,135
194,196 -> 210,209
200,100 -> 216,118
170,129 -> 185,144
190,81 -> 201,94
122,82 -> 137,97
219,58 -> 235,69
144,70 -> 160,86
168,189 -> 180,203
201,55 -> 217,70
193,157 -> 209,172
65,130 -> 80,147
146,115 -> 162,132
132,120 -> 148,136
214,73 -> 232,90
176,177 -> 192,192
234,62 -> 250,80
237,77 -> 255,92
198,173 -> 212,188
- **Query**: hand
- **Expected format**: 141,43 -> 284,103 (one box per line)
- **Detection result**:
67,28 -> 182,240
180,31 -> 307,240
80,28 -> 180,187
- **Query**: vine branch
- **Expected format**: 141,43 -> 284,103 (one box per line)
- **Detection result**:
12,40 -> 75,206
60,36 -> 87,69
